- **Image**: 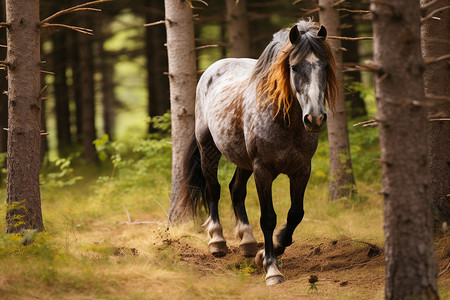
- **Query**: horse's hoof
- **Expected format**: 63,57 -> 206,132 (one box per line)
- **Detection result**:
239,242 -> 257,257
209,241 -> 228,257
266,274 -> 285,286
255,249 -> 264,267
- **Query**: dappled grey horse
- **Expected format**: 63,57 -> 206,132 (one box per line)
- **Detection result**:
172,19 -> 338,285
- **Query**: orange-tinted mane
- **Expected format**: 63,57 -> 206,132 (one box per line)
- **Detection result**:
257,43 -> 294,120
324,41 -> 338,112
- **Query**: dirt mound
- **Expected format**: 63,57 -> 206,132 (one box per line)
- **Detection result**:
282,237 -> 383,277
167,235 -> 384,283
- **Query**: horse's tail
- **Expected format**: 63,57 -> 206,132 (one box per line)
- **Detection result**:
169,136 -> 208,222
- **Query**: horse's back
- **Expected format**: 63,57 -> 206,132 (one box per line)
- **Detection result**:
196,58 -> 257,170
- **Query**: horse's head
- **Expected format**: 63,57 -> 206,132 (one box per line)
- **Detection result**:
288,24 -> 335,132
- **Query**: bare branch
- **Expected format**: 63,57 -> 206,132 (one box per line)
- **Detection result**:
40,0 -> 113,24
333,0 -> 346,7
40,70 -> 55,75
353,120 -> 378,127
0,44 -> 6,48
337,8 -> 370,14
144,20 -> 166,27
121,204 -> 131,223
426,93 -> 450,102
342,61 -> 381,73
41,23 -> 94,35
328,36 -> 373,41
39,85 -> 48,97
301,7 -> 320,16
2,128 -> 8,131
120,221 -> 166,225
186,0 -> 208,9
0,60 -> 9,66
421,0 -> 441,10
430,118 -> 450,122
422,5 -> 450,23
438,261 -> 450,277
195,44 -> 218,50
424,53 -> 450,65
0,22 -> 10,28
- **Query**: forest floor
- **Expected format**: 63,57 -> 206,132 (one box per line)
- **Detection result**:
0,176 -> 449,299
0,124 -> 449,299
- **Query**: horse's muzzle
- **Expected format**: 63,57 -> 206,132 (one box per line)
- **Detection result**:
303,113 -> 327,132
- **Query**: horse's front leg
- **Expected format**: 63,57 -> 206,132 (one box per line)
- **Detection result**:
253,165 -> 284,285
273,166 -> 311,256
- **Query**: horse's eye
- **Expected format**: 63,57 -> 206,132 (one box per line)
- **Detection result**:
291,66 -> 297,72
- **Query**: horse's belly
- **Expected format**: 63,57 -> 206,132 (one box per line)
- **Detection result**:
210,124 -> 253,170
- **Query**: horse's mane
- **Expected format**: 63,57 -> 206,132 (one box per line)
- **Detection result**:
252,19 -> 338,120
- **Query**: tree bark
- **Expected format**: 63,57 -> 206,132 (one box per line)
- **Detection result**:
164,0 -> 197,221
69,30 -> 83,145
5,0 -> 44,232
421,0 -> 450,228
146,0 -> 170,133
0,0 -> 7,157
226,0 -> 250,58
98,22 -> 115,139
52,32 -> 72,156
77,17 -> 97,163
371,0 -> 438,298
341,5 -> 367,118
319,0 -> 357,200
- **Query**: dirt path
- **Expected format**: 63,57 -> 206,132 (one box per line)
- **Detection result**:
163,234 -> 385,298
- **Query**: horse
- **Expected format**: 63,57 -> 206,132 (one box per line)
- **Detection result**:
172,19 -> 338,285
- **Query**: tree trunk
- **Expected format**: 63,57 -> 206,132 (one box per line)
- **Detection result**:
98,22 -> 115,139
371,0 -> 438,298
340,6 -> 367,118
77,17 -> 97,163
0,0 -> 7,157
226,0 -> 250,58
52,32 -> 72,156
69,30 -> 83,145
164,0 -> 197,221
146,0 -> 170,133
5,0 -> 44,232
421,0 -> 450,228
318,0 -> 356,200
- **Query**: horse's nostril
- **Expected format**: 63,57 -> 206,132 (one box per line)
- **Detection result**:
322,113 -> 327,124
304,114 -> 312,126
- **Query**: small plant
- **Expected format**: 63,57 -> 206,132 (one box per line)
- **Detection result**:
41,156 -> 83,188
308,274 -> 321,293
229,258 -> 257,276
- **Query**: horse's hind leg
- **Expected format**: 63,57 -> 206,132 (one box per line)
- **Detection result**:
198,130 -> 227,257
274,167 -> 311,256
230,167 -> 257,257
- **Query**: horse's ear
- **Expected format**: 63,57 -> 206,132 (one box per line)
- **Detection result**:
317,25 -> 327,38
289,25 -> 300,44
